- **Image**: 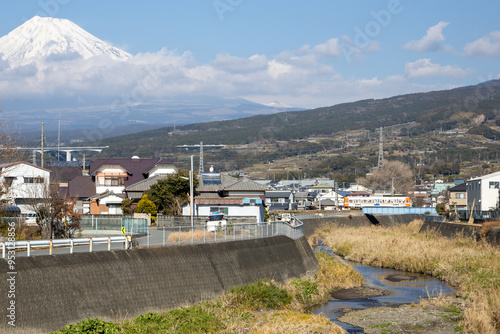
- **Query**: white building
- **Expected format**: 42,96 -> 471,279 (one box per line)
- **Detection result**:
183,173 -> 266,223
317,190 -> 344,208
0,162 -> 51,214
466,171 -> 500,219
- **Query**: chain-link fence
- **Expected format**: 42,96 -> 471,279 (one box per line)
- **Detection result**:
80,216 -> 148,235
141,218 -> 304,248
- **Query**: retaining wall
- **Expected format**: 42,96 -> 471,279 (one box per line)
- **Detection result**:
369,214 -> 425,227
301,215 -> 371,237
0,236 -> 318,334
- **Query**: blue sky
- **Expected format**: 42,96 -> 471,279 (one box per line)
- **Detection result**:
1,0 -> 500,108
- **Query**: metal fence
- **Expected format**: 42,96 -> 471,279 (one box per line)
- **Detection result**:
1,236 -> 128,258
150,219 -> 304,248
80,216 -> 148,235
0,218 -> 304,257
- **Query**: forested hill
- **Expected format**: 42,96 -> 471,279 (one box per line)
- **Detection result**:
97,80 -> 500,157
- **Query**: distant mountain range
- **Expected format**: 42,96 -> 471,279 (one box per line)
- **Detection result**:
0,16 -> 295,135
95,79 -> 500,157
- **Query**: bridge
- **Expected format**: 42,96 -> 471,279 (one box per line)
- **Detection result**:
14,146 -> 108,163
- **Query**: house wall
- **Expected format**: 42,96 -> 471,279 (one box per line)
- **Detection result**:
467,175 -> 500,217
0,164 -> 50,214
449,191 -> 466,207
194,204 -> 265,223
148,166 -> 177,177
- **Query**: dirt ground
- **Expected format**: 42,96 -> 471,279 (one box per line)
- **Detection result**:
338,295 -> 464,334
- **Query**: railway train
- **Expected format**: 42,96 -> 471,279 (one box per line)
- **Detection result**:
343,196 -> 411,208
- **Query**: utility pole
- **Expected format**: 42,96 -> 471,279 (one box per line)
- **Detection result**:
41,122 -> 45,168
199,141 -> 204,174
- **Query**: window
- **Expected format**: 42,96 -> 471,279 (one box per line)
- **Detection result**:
99,176 -> 125,187
489,181 -> 499,189
455,193 -> 465,199
24,177 -> 44,184
210,207 -> 228,215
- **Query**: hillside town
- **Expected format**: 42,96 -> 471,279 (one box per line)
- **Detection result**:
1,154 -> 498,227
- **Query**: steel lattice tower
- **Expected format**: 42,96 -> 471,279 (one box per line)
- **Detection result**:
378,127 -> 383,168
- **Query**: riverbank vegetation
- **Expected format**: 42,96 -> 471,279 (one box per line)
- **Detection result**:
311,220 -> 500,333
52,250 -> 363,333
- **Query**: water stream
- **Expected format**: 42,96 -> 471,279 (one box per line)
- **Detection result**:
313,244 -> 455,333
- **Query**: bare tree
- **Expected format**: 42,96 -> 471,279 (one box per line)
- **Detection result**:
358,160 -> 414,194
27,183 -> 81,239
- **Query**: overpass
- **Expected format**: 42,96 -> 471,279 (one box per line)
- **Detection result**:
14,146 -> 108,163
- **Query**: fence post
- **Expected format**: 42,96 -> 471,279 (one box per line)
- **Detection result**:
70,239 -> 74,254
1,243 -> 5,258
89,238 -> 93,252
163,226 -> 165,246
49,240 -> 53,255
26,241 -> 30,257
178,226 -> 181,245
147,225 -> 150,248
108,237 -> 111,251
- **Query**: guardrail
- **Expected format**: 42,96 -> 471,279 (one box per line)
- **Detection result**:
1,236 -> 128,258
1,218 -> 304,257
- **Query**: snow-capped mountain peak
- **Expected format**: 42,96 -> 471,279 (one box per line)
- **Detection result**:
0,16 -> 132,61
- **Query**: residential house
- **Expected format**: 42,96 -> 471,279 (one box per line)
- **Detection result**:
467,171 -> 500,220
124,174 -> 167,211
293,191 -> 315,210
430,181 -> 455,207
317,190 -> 344,209
89,157 -> 177,195
265,191 -> 296,211
89,190 -> 125,215
0,162 -> 50,214
447,183 -> 467,209
47,166 -> 96,214
183,173 -> 266,223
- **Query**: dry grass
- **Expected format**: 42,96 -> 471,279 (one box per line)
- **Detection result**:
167,230 -> 211,243
313,219 -> 500,333
248,310 -> 344,334
480,220 -> 500,235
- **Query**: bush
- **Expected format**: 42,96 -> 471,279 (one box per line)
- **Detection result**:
53,318 -> 121,334
229,279 -> 292,310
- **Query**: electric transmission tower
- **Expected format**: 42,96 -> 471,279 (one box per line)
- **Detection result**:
378,127 -> 384,168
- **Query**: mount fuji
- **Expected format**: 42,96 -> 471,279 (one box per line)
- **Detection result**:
0,16 -> 294,139
0,16 -> 132,61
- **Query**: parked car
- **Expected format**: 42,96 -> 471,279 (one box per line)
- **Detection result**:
25,213 -> 37,226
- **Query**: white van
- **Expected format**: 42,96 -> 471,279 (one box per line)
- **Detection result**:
206,213 -> 227,232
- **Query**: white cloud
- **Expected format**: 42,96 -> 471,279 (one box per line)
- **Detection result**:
403,21 -> 453,52
463,31 -> 500,58
404,58 -> 472,79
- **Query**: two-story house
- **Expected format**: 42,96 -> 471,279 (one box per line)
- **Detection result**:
265,191 -> 296,211
89,157 -> 177,214
467,171 -> 500,220
0,162 -> 50,214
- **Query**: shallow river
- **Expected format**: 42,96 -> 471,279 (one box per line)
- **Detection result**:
313,245 -> 455,333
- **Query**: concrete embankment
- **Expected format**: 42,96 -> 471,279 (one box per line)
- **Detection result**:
420,221 -> 500,246
0,236 -> 318,334
301,214 -> 424,237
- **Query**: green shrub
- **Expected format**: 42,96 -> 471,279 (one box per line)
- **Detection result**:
290,278 -> 319,305
229,279 -> 292,310
52,318 -> 121,334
